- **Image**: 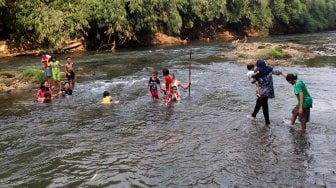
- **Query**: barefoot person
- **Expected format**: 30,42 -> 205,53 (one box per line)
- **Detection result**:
65,57 -> 75,89
247,59 -> 281,125
281,73 -> 313,131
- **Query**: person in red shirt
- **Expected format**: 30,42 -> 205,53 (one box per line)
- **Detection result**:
162,68 -> 172,94
41,52 -> 52,87
162,68 -> 173,107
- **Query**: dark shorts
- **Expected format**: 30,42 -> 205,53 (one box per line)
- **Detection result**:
67,71 -> 75,80
292,105 -> 310,123
44,67 -> 52,77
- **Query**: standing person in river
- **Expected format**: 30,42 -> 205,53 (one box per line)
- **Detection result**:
49,56 -> 62,92
148,70 -> 162,101
162,68 -> 173,107
41,52 -> 52,87
281,73 -> 313,131
65,56 -> 75,90
247,59 -> 281,125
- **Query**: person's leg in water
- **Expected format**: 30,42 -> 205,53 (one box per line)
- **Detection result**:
290,105 -> 299,128
260,97 -> 270,125
249,97 -> 262,120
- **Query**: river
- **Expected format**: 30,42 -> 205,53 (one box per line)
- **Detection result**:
0,32 -> 336,187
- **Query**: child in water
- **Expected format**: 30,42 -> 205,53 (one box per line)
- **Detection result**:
37,81 -> 53,103
162,68 -> 173,107
171,86 -> 181,102
101,91 -> 119,104
60,81 -> 73,97
148,70 -> 162,100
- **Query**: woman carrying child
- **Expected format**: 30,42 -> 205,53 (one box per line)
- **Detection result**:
247,59 -> 281,125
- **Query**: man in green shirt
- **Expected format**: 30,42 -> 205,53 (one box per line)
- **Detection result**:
282,73 -> 313,131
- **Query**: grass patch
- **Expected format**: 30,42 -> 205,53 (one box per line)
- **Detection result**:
258,46 -> 291,59
20,68 -> 45,82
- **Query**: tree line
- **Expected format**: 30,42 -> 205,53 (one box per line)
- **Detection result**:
0,0 -> 335,50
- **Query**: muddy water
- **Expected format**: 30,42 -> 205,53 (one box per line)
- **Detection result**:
0,33 -> 336,187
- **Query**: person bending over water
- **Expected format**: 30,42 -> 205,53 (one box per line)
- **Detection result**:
281,73 -> 313,131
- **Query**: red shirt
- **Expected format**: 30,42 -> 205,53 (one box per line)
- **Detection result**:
42,55 -> 50,68
164,75 -> 172,92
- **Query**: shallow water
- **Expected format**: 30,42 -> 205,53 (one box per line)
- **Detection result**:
1,33 -> 336,187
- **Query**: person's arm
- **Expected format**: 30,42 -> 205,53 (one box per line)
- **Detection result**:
158,80 -> 162,91
256,82 -> 261,97
251,71 -> 259,76
178,80 -> 190,90
279,71 -> 287,78
65,65 -> 69,75
299,92 -> 304,115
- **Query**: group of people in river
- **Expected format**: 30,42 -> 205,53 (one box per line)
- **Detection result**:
37,53 -> 75,103
36,53 -> 312,131
148,68 -> 191,106
246,59 -> 313,132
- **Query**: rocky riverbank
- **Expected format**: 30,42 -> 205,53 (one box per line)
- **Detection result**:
218,42 -> 336,66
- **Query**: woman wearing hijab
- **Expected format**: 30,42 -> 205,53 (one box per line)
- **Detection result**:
247,59 -> 281,125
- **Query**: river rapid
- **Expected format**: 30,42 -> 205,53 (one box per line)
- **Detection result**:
1,32 -> 336,187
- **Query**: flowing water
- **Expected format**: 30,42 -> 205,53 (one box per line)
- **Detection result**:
1,32 -> 336,187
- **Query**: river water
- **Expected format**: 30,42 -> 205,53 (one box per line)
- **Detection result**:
1,32 -> 336,187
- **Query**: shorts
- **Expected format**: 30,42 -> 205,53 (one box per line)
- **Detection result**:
292,105 -> 310,123
150,90 -> 159,99
67,71 -> 75,80
44,67 -> 52,77
52,71 -> 61,81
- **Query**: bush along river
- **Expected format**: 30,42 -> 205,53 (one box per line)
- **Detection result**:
0,31 -> 336,187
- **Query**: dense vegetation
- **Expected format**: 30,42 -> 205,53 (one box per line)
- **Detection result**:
0,0 -> 335,50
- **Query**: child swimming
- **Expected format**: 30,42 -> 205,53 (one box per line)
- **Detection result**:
101,91 -> 119,104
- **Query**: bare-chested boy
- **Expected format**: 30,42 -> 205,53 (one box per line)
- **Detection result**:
65,57 -> 75,89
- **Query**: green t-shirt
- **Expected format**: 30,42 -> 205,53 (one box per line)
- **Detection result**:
294,79 -> 313,109
49,60 -> 61,73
